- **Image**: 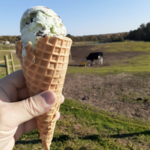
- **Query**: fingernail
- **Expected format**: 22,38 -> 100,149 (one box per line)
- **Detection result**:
41,91 -> 56,105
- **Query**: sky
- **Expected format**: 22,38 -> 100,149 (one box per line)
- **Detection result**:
1,0 -> 150,36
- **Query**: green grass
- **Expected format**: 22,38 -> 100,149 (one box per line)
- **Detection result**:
14,99 -> 150,150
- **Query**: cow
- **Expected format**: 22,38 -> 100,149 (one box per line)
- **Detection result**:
86,52 -> 103,65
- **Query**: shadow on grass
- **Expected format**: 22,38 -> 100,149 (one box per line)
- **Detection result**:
79,135 -> 100,141
81,130 -> 150,140
16,131 -> 150,145
16,135 -> 72,145
53,135 -> 73,142
109,130 -> 150,138
16,139 -> 42,145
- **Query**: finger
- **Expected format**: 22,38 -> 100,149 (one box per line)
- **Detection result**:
0,70 -> 26,102
3,90 -> 56,127
0,86 -> 29,103
14,118 -> 37,142
0,70 -> 26,90
60,95 -> 64,104
57,112 -> 60,121
17,86 -> 29,101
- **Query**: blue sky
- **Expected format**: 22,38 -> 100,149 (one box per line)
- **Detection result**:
1,0 -> 150,36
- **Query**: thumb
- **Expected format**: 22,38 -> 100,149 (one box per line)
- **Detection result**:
5,90 -> 56,127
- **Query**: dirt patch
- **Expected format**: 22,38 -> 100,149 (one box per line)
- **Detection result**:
63,73 -> 150,121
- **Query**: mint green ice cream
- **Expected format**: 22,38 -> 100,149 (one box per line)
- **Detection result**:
20,6 -> 66,60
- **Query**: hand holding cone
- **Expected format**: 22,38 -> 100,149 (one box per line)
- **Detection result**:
16,35 -> 72,150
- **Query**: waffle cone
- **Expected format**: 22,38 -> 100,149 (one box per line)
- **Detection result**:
15,36 -> 72,150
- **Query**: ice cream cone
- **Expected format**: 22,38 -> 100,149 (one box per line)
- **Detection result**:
16,35 -> 72,150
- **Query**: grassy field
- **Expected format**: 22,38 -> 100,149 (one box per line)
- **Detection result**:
1,41 -> 150,149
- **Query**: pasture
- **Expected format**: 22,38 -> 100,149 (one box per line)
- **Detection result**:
0,41 -> 150,149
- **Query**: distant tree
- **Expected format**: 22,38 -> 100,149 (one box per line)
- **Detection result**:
75,36 -> 80,42
91,36 -> 98,42
111,34 -> 119,41
140,23 -> 145,30
97,36 -> 102,42
86,36 -> 91,41
79,36 -> 85,41
146,22 -> 150,31
118,36 -> 124,42
144,22 -> 150,41
66,34 -> 72,38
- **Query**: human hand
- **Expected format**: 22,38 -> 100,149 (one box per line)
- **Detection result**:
0,70 -> 64,150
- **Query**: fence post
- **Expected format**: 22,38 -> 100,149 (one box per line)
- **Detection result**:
4,55 -> 10,75
9,53 -> 15,72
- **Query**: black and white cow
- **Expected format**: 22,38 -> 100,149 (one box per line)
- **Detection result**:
86,52 -> 103,65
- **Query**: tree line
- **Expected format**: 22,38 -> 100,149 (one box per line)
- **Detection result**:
66,32 -> 128,43
0,36 -> 21,44
1,22 -> 150,44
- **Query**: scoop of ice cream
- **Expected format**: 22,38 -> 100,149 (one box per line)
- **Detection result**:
20,6 -> 66,60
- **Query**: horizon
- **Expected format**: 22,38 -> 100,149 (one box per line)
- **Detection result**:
1,0 -> 150,36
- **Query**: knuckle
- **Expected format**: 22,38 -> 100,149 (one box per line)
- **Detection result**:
24,97 -> 41,117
